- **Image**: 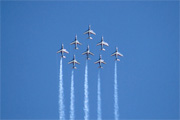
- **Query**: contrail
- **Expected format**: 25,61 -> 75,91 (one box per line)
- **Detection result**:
97,70 -> 101,120
114,61 -> 119,120
84,60 -> 89,120
59,58 -> 65,120
70,70 -> 75,120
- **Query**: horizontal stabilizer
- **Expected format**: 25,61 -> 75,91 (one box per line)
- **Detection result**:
73,66 -> 77,69
116,58 -> 120,61
87,37 -> 93,39
61,55 -> 66,58
98,66 -> 103,69
101,48 -> 105,51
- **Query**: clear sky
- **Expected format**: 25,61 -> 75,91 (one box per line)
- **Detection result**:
1,1 -> 179,119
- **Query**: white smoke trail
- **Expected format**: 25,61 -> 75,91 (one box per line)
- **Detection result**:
97,70 -> 101,120
114,61 -> 119,120
70,70 -> 74,120
59,58 -> 65,120
84,60 -> 89,120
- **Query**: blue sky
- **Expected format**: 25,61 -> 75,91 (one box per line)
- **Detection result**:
1,1 -> 179,119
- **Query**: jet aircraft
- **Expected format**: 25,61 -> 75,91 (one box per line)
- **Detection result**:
57,44 -> 69,58
94,55 -> 106,68
97,36 -> 109,51
70,34 -> 82,49
68,55 -> 80,69
84,25 -> 96,39
82,45 -> 94,60
111,47 -> 123,61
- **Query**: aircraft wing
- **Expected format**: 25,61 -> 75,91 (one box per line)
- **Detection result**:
57,50 -> 62,53
117,52 -> 123,56
89,52 -> 94,55
63,49 -> 69,53
68,61 -> 74,64
82,51 -> 88,55
83,30 -> 89,34
75,60 -> 80,64
96,42 -> 102,46
77,41 -> 82,45
102,42 -> 109,46
70,41 -> 76,45
94,60 -> 100,64
89,30 -> 96,35
111,52 -> 116,56
102,61 -> 106,64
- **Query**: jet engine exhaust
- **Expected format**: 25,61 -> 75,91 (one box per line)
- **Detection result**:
70,70 -> 75,120
59,58 -> 65,120
97,70 -> 102,120
114,61 -> 119,120
84,60 -> 89,120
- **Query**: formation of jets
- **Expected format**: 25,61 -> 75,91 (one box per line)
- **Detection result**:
57,25 -> 123,69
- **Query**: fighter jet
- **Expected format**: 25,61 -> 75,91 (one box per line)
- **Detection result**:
97,36 -> 109,51
84,25 -> 96,39
57,44 -> 69,58
68,55 -> 80,69
94,55 -> 106,68
70,34 -> 82,49
111,47 -> 123,61
82,45 -> 94,60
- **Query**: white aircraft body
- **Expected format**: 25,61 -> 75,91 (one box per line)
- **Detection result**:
84,25 -> 96,39
94,55 -> 106,68
70,34 -> 82,49
68,55 -> 80,69
57,44 -> 69,58
97,36 -> 109,51
82,45 -> 94,60
111,47 -> 123,61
